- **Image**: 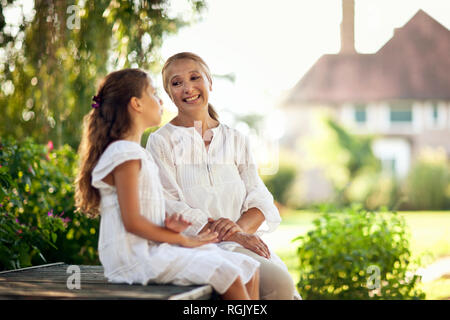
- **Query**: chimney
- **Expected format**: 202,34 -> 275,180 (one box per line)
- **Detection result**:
340,0 -> 356,54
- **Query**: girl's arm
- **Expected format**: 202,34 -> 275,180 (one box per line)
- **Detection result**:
114,159 -> 217,247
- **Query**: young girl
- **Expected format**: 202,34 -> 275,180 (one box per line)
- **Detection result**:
74,68 -> 260,299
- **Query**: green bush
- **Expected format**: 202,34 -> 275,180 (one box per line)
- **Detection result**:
403,150 -> 450,210
0,196 -> 65,270
262,163 -> 297,206
0,137 -> 99,271
294,206 -> 425,299
353,173 -> 404,211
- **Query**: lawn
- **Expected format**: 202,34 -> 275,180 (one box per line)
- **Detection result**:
262,210 -> 450,300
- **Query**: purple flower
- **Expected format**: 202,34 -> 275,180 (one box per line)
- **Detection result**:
61,217 -> 71,227
47,210 -> 53,217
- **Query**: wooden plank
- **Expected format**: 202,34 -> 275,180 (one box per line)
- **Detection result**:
0,264 -> 107,285
0,263 -> 213,300
169,285 -> 213,300
0,280 -> 209,300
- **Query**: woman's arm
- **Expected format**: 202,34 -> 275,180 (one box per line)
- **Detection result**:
114,159 -> 217,247
208,133 -> 280,259
236,208 -> 265,234
236,134 -> 281,234
208,209 -> 270,259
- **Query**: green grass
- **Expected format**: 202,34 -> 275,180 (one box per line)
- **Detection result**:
262,210 -> 450,300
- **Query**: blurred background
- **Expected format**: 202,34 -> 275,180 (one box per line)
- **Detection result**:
1,0 -> 449,299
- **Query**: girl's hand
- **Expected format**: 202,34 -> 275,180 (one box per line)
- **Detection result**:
181,229 -> 219,248
227,232 -> 271,259
164,213 -> 192,233
209,218 -> 243,241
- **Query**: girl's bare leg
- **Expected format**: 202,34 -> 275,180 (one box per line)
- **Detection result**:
221,276 -> 250,300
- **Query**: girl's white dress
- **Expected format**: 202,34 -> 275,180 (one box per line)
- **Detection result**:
91,140 -> 259,294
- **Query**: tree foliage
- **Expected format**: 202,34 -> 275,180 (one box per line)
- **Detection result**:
0,0 -> 206,148
305,117 -> 381,207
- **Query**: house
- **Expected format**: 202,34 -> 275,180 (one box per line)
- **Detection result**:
280,0 -> 450,203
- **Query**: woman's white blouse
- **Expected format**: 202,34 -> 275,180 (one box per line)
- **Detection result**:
146,123 -> 281,248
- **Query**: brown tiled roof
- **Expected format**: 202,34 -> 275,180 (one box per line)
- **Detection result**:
285,10 -> 450,105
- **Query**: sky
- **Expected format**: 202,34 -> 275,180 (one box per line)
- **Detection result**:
159,0 -> 450,136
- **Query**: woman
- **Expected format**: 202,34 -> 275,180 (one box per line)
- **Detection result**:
146,52 -> 300,300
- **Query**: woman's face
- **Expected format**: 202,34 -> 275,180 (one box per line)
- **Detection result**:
164,58 -> 212,114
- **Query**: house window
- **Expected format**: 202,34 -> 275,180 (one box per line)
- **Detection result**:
381,158 -> 396,175
354,105 -> 366,124
390,106 -> 412,123
432,103 -> 439,125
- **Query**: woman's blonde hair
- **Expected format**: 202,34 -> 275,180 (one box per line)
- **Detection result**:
161,52 -> 219,121
75,68 -> 149,218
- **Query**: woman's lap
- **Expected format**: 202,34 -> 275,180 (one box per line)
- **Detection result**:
231,246 -> 296,300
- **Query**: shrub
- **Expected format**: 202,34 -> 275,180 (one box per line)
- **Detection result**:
0,137 -> 99,271
0,197 -> 65,270
294,206 -> 425,299
263,164 -> 296,205
355,173 -> 404,211
403,149 -> 450,210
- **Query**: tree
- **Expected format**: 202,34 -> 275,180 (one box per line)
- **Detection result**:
305,117 -> 381,207
0,0 -> 206,148
325,118 -> 381,205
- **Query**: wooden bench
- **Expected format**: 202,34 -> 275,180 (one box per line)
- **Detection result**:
0,262 -> 215,300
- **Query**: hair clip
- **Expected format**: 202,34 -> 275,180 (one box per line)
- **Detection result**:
92,95 -> 101,108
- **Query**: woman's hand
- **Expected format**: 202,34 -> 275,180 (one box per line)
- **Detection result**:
208,217 -> 270,258
208,218 -> 243,241
227,232 -> 271,259
164,213 -> 192,233
180,229 -> 219,248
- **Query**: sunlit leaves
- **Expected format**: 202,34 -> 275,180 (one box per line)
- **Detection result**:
0,0 -> 206,148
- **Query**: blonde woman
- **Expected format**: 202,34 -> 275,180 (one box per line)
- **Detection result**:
146,52 -> 300,300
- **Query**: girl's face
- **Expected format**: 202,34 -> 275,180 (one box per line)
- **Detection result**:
138,79 -> 163,127
164,58 -> 212,114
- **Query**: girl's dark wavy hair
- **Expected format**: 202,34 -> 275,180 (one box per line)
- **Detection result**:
75,68 -> 149,218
